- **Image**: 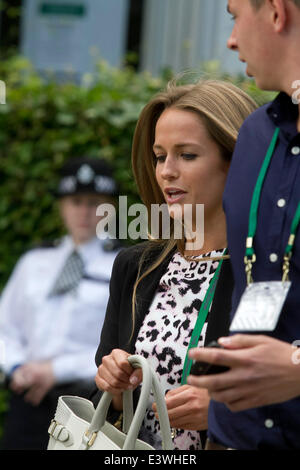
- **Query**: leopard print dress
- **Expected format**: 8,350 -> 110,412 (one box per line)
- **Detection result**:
135,249 -> 225,450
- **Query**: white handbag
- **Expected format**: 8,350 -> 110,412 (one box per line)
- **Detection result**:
47,355 -> 174,450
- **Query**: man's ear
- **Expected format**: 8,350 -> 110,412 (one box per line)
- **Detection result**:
267,0 -> 288,33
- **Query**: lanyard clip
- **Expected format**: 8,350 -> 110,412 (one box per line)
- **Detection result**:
244,254 -> 256,285
282,251 -> 292,283
282,233 -> 296,283
244,237 -> 256,285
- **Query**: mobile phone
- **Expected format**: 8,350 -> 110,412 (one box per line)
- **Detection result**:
189,340 -> 230,376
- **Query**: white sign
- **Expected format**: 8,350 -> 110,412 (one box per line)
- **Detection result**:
21,0 -> 129,77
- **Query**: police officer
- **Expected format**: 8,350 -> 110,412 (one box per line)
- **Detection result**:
0,157 -> 120,449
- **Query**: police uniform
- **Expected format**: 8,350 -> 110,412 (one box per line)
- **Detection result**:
0,157 -> 119,449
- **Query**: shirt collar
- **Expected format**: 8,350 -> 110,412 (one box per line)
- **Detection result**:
77,237 -> 102,265
267,92 -> 299,139
62,235 -> 101,265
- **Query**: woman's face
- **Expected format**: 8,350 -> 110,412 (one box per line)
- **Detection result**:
59,193 -> 112,245
154,108 -> 230,225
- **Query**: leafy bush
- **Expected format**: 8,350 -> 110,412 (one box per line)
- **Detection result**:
0,389 -> 8,440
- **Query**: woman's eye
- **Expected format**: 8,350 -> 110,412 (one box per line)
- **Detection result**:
181,153 -> 197,160
155,155 -> 166,163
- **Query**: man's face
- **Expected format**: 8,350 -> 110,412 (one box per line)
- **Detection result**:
227,0 -> 276,90
59,193 -> 113,245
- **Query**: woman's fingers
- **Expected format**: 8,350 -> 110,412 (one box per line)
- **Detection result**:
129,368 -> 143,386
153,385 -> 210,430
96,350 -> 143,394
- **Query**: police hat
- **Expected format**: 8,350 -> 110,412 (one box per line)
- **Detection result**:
56,157 -> 118,198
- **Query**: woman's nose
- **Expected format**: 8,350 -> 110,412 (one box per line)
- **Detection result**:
160,156 -> 179,180
78,204 -> 92,218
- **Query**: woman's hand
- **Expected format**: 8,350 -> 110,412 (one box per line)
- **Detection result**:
153,384 -> 210,430
95,349 -> 142,410
10,361 -> 56,406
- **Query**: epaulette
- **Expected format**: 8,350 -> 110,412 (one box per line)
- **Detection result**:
29,238 -> 62,250
101,238 -> 123,252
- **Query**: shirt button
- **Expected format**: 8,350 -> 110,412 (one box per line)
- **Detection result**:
277,198 -> 286,208
269,253 -> 278,263
265,419 -> 274,429
291,146 -> 300,155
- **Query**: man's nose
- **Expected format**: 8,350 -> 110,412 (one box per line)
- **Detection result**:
227,28 -> 238,51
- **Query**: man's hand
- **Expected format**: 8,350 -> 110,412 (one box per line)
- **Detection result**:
152,385 -> 210,430
10,361 -> 56,406
187,334 -> 300,412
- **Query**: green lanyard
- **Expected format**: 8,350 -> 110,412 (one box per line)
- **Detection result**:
244,127 -> 300,284
181,250 -> 227,385
282,202 -> 300,282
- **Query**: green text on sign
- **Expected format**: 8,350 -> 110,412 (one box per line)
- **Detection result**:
39,3 -> 86,17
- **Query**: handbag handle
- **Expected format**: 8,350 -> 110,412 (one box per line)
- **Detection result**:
86,355 -> 174,450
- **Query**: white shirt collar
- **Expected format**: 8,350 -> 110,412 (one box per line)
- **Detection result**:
61,235 -> 101,266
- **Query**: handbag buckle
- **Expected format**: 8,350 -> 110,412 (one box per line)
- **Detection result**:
84,430 -> 97,447
48,419 -> 58,436
48,419 -> 72,445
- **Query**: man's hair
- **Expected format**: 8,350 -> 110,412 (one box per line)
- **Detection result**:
250,0 -> 300,9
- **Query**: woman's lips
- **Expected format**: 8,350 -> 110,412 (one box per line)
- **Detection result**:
164,188 -> 187,204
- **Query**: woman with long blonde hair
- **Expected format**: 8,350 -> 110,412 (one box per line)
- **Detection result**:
93,79 -> 257,450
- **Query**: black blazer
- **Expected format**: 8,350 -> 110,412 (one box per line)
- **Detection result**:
91,241 -> 234,410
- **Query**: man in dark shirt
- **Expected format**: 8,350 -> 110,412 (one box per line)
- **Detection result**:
188,0 -> 300,450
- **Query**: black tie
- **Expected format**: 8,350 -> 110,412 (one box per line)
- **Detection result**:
49,250 -> 84,296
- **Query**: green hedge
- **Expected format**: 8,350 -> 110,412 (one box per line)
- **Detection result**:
0,57 -> 275,291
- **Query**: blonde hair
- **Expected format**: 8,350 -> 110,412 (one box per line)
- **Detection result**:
130,79 -> 257,335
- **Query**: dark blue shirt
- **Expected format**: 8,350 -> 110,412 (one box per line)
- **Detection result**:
208,92 -> 300,450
